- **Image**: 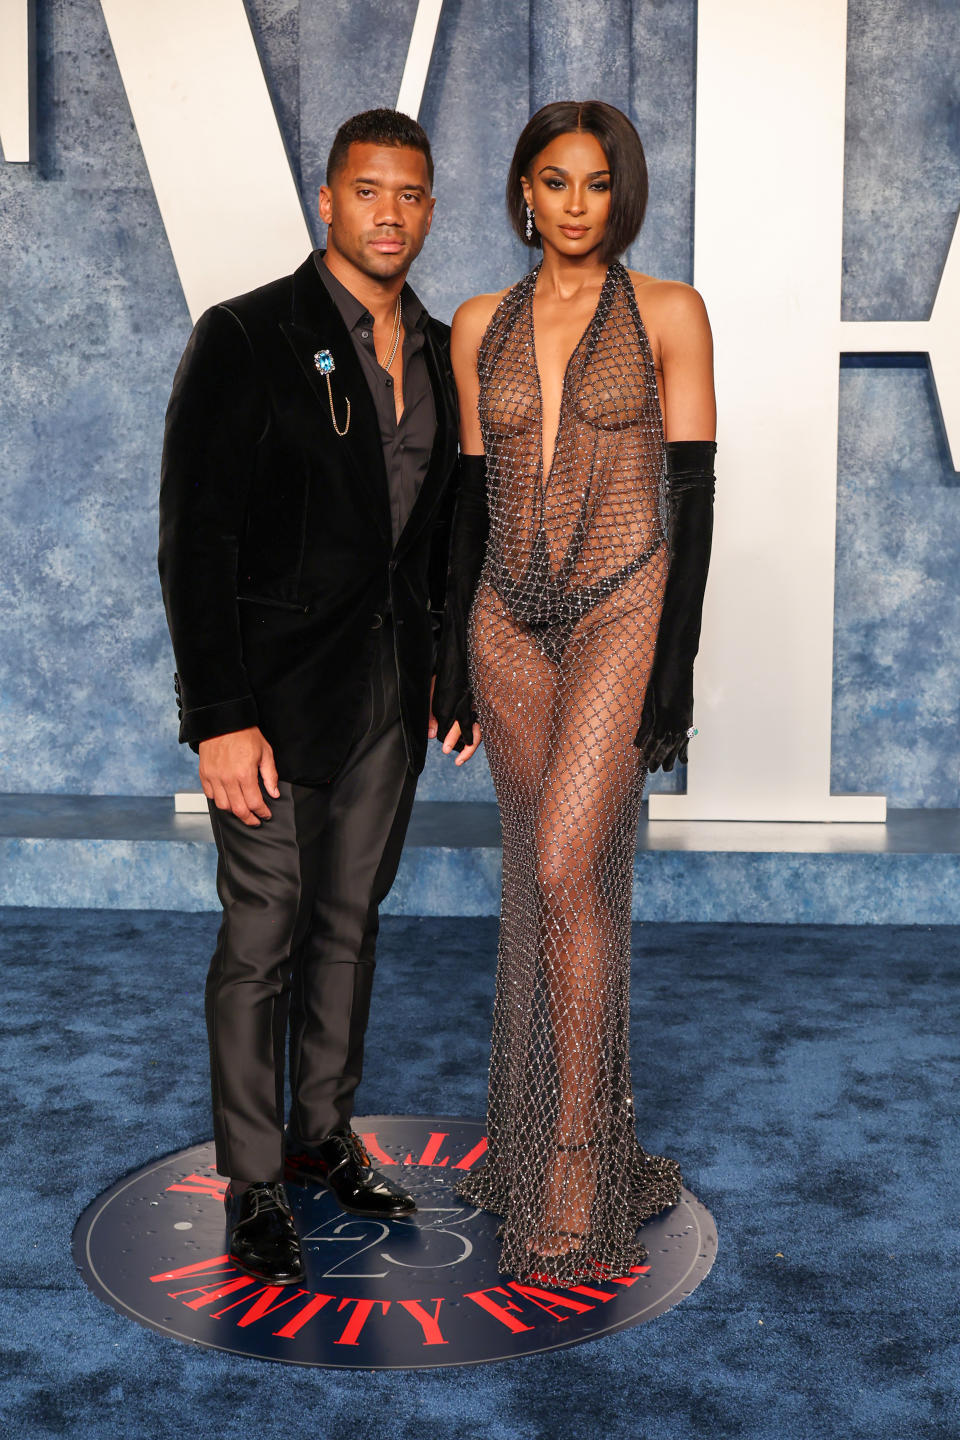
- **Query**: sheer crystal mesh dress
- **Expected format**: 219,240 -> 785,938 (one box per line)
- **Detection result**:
454,261 -> 682,1282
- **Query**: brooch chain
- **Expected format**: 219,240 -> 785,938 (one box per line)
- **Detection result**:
313,349 -> 350,437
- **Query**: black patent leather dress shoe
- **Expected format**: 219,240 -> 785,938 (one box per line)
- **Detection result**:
225,1181 -> 305,1285
284,1129 -> 416,1217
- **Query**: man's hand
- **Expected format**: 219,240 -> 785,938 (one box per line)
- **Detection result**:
198,727 -> 280,826
429,675 -> 481,764
441,718 -> 482,766
428,675 -> 439,740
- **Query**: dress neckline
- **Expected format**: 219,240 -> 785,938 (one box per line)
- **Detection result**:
527,261 -> 619,489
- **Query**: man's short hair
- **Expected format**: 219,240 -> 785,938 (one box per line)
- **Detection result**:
326,109 -> 434,190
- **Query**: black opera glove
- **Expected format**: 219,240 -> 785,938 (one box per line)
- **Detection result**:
433,454 -> 489,752
635,440 -> 716,772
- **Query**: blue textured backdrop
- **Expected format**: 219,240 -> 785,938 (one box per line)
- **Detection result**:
0,0 -> 957,804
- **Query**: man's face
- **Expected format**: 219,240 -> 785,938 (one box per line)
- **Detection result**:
319,142 -> 435,281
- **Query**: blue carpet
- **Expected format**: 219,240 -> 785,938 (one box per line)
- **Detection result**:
1,909 -> 958,1438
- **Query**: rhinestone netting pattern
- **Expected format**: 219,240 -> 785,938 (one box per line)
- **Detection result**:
454,261 -> 683,1283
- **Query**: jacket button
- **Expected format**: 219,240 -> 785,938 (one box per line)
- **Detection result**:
371,613 -> 383,629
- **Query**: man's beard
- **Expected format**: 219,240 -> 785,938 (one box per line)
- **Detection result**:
335,227 -> 417,280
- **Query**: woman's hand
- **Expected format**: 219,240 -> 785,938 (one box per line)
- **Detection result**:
635,688 -> 692,772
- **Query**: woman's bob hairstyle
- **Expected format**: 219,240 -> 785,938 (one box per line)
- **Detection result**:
507,100 -> 648,262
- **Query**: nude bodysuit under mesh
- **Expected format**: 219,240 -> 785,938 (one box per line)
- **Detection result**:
455,261 -> 682,1283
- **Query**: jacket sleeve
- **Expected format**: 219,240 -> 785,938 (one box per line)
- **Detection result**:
157,304 -> 266,745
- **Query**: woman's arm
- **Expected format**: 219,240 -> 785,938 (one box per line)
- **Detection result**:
432,293 -> 502,763
654,282 -> 716,442
451,293 -> 496,452
632,279 -> 717,772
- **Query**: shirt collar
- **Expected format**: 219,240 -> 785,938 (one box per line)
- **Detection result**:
315,250 -> 428,335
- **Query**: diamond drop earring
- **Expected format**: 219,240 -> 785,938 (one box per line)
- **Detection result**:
525,204 -> 534,241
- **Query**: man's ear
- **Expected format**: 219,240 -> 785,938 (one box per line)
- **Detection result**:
318,185 -> 333,225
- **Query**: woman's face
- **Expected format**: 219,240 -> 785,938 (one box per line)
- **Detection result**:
521,129 -> 612,258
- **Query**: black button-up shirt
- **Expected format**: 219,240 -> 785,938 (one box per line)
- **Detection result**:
316,254 -> 436,545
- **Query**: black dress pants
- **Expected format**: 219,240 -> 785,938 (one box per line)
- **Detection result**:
204,620 -> 417,1182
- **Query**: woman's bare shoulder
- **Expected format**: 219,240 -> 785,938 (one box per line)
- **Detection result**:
627,272 -> 710,330
451,288 -> 510,344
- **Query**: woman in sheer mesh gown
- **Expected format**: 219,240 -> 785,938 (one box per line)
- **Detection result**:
433,102 -> 717,1283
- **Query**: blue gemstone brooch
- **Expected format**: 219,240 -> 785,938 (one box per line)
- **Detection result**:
313,348 -> 350,436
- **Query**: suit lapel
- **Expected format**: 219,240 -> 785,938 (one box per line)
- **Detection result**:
280,255 -> 391,543
393,320 -> 459,556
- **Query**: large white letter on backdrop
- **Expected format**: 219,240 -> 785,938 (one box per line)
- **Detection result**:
839,213 -> 960,467
655,0 -> 959,822
651,0 -> 891,822
97,0 -> 443,323
97,0 -> 312,322
0,0 -> 35,162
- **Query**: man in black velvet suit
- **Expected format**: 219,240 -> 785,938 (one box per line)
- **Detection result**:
158,110 -> 459,1284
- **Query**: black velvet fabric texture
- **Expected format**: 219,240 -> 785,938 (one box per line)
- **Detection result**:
433,453 -> 489,749
635,439 -> 717,771
158,253 -> 459,784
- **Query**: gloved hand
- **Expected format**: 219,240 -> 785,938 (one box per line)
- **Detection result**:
433,454 -> 489,752
635,440 -> 716,772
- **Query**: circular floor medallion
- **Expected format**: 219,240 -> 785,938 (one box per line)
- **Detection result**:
73,1116 -> 717,1369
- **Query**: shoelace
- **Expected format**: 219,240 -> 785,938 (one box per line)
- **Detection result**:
236,1183 -> 291,1224
325,1132 -> 373,1178
349,1133 -> 373,1168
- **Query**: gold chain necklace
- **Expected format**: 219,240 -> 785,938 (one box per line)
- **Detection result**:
377,293 -> 402,371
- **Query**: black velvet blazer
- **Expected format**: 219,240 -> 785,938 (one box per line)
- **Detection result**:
158,252 -> 459,784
